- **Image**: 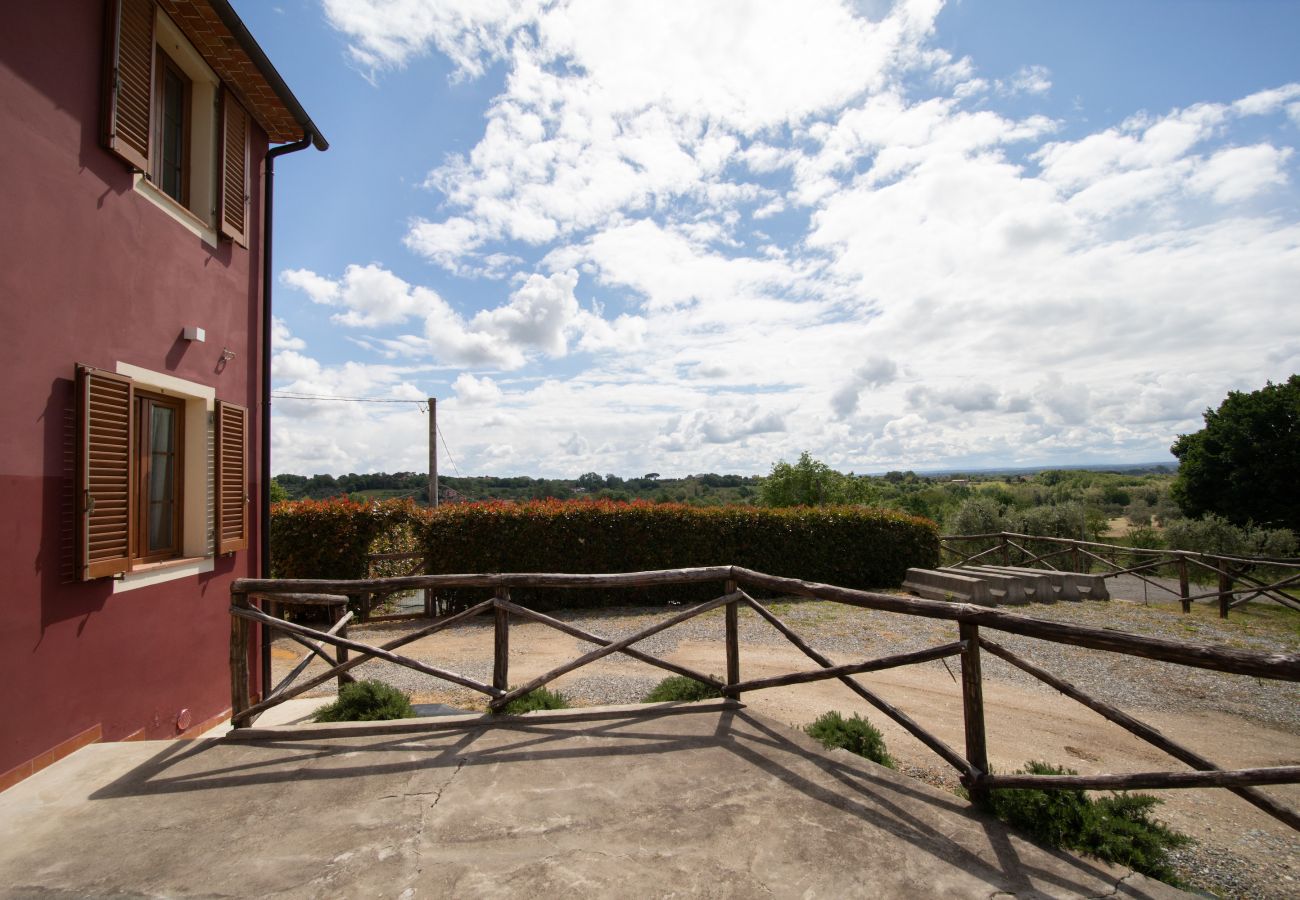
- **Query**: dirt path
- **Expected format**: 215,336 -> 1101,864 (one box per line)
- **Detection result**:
272,596 -> 1298,897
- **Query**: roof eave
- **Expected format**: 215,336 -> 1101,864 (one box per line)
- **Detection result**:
205,0 -> 328,150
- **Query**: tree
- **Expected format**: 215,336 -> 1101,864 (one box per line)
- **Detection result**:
759,452 -> 873,507
1170,375 -> 1300,532
576,472 -> 604,491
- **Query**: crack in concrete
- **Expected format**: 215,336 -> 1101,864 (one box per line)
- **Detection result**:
412,759 -> 466,886
430,759 -> 466,808
1087,870 -> 1137,899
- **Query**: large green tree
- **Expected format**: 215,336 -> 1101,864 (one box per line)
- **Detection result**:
759,451 -> 873,507
1170,375 -> 1300,532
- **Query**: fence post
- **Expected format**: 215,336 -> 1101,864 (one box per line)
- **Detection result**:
493,587 -> 510,693
260,596 -> 274,700
1072,541 -> 1084,574
999,533 -> 1009,567
959,621 -> 989,807
333,603 -> 350,691
725,578 -> 740,700
1177,555 -> 1190,614
1218,568 -> 1233,619
230,592 -> 252,728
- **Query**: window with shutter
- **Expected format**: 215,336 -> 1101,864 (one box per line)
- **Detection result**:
219,93 -> 250,247
102,0 -> 155,172
102,2 -> 251,245
76,364 -> 242,583
77,365 -> 136,580
215,401 -> 249,554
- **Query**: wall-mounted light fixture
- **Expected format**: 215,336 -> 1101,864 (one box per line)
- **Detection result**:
182,326 -> 206,342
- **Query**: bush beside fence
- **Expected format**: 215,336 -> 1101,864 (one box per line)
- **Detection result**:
421,500 -> 938,609
270,498 -> 426,580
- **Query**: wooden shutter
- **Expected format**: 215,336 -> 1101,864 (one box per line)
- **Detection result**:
219,92 -> 250,247
101,0 -> 155,172
215,401 -> 249,554
77,365 -> 135,580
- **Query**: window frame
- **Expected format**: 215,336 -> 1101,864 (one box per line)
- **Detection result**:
102,0 -> 249,245
76,363 -> 251,588
133,389 -> 186,565
152,47 -> 193,208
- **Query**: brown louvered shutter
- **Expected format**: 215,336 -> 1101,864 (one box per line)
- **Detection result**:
215,401 -> 249,554
77,365 -> 135,580
101,0 -> 155,172
219,92 -> 250,247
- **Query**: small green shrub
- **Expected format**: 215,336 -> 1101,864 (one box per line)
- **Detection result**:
804,711 -> 895,768
311,679 -> 414,722
642,676 -> 724,703
985,761 -> 1190,883
496,687 -> 569,715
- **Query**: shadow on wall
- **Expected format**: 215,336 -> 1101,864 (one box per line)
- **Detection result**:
37,376 -> 113,643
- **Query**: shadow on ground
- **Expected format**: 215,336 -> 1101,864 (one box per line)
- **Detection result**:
0,703 -> 1182,898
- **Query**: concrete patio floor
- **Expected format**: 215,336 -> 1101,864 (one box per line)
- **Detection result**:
0,701 -> 1184,898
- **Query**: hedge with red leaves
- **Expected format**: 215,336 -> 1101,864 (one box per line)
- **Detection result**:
422,499 -> 937,609
270,498 -> 426,580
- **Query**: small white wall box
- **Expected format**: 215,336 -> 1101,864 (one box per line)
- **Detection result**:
183,327 -> 206,342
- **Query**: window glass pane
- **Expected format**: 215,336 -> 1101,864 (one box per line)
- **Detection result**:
151,406 -> 174,453
148,501 -> 173,551
150,451 -> 174,501
145,402 -> 178,554
161,68 -> 185,202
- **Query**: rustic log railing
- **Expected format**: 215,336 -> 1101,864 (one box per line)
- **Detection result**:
358,550 -> 435,621
230,566 -> 1300,831
941,531 -> 1300,618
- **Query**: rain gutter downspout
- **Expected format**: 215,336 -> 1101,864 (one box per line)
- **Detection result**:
260,130 -> 316,695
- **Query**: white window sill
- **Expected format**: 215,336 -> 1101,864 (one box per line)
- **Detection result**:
113,555 -> 215,594
132,175 -> 220,248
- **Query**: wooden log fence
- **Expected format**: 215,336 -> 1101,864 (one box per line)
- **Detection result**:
942,531 -> 1300,617
270,609 -> 354,701
230,565 -> 1300,831
361,550 -> 435,621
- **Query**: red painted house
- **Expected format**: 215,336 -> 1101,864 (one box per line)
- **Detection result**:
0,0 -> 324,790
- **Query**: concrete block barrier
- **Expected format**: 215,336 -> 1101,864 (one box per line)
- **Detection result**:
938,567 -> 1032,605
903,568 -> 994,605
961,566 -> 1057,604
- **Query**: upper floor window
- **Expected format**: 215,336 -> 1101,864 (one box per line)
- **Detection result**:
101,0 -> 250,246
155,52 -> 191,206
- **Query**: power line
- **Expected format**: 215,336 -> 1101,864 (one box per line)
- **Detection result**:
437,425 -> 462,478
270,391 -> 465,479
270,392 -> 425,404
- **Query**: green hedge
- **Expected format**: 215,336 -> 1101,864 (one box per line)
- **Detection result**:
422,499 -> 937,609
270,498 -> 426,580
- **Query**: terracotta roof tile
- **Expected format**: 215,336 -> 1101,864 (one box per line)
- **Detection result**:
157,0 -> 304,143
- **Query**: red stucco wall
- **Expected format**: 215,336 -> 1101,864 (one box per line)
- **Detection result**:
0,0 -> 267,778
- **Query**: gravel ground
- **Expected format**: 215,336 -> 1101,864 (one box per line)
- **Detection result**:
272,581 -> 1298,897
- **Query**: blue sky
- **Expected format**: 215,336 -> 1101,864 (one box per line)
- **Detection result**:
230,0 -> 1300,478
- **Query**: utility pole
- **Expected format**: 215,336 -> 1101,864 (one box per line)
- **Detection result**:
428,397 -> 438,508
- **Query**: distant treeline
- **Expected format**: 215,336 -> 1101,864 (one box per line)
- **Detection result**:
271,471 -> 764,506
271,464 -> 1179,533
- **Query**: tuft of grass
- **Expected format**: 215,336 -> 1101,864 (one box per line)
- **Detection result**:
982,761 -> 1190,884
804,711 -> 895,768
642,675 -> 724,703
312,679 -> 414,722
495,686 -> 569,715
